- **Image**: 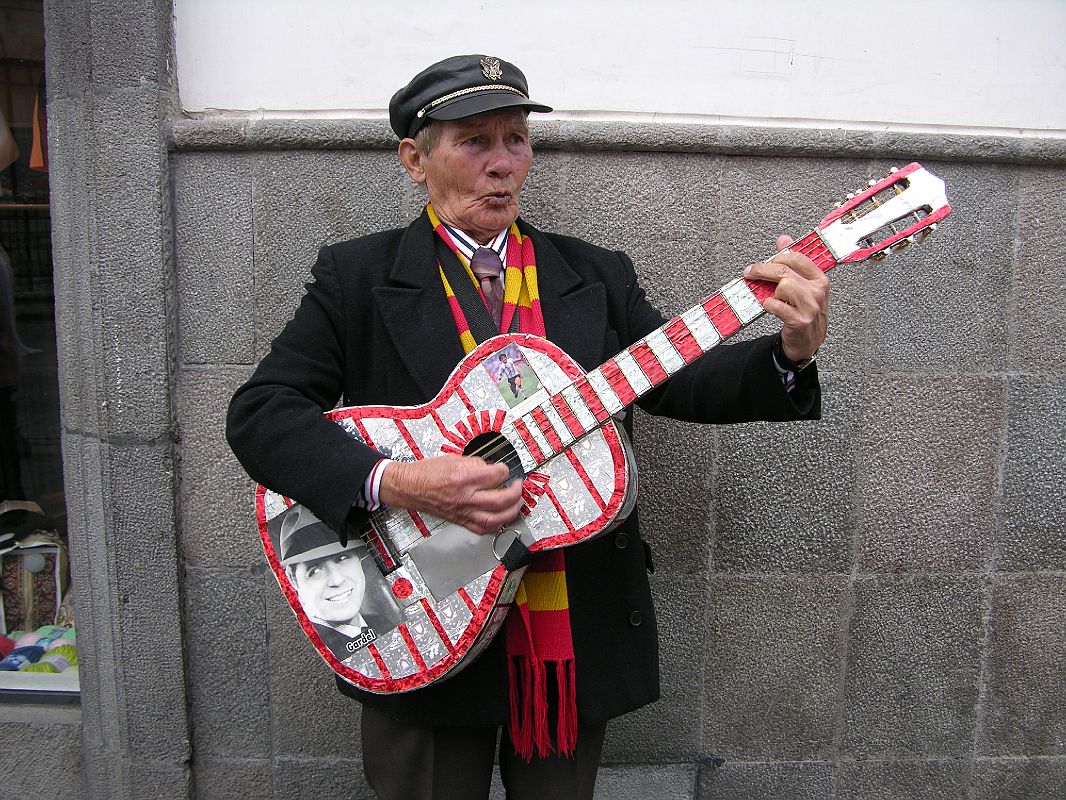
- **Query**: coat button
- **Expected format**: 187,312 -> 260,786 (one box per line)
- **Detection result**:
614,532 -> 629,549
628,611 -> 643,627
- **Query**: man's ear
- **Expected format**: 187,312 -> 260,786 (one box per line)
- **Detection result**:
398,139 -> 426,184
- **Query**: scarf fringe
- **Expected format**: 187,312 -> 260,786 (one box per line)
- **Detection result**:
508,656 -> 577,761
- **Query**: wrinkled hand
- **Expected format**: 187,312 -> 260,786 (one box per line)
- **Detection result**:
743,234 -> 830,362
378,454 -> 524,535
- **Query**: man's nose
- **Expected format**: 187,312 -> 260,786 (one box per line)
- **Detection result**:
485,140 -> 514,176
324,562 -> 344,585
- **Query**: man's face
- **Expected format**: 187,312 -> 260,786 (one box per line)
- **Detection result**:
292,549 -> 367,626
411,109 -> 533,243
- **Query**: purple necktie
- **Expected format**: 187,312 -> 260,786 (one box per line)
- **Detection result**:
470,246 -> 504,329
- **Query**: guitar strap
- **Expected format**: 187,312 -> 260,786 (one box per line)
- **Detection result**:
432,235 -> 519,341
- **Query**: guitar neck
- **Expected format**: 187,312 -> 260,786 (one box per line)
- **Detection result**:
507,231 -> 838,468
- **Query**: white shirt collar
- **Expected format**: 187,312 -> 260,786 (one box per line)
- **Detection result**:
442,224 -> 508,274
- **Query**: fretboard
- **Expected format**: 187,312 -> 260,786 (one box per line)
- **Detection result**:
505,230 -> 837,469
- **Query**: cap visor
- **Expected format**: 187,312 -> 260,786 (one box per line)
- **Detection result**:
428,91 -> 552,123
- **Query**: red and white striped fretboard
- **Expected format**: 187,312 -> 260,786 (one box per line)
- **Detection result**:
503,232 -> 837,470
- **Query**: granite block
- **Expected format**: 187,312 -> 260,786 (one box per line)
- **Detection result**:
972,756 -> 1066,800
856,375 -> 1001,572
593,764 -> 698,800
0,711 -> 83,800
177,365 -> 263,566
125,761 -> 193,800
714,371 -> 861,575
833,758 -> 970,800
173,153 -> 255,365
718,157 -> 875,373
87,0 -> 171,90
553,151 -> 720,315
697,759 -> 833,799
105,443 -> 189,761
703,576 -> 847,760
841,575 -> 983,758
865,162 -> 1013,374
44,0 -> 92,100
89,86 -> 173,439
978,574 -> 1066,756
185,566 -> 271,759
517,149 -> 569,233
252,151 -> 410,356
192,757 -> 273,800
631,411 -> 716,574
1009,167 -> 1066,372
273,757 -> 375,799
998,375 -> 1066,570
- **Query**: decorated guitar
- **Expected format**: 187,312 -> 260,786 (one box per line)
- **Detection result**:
257,162 -> 951,694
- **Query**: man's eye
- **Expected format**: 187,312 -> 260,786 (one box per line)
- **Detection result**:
336,554 -> 350,563
307,567 -> 320,578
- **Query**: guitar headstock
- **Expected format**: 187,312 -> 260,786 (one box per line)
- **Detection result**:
816,163 -> 951,264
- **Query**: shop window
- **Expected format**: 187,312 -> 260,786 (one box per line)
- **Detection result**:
0,1 -> 78,703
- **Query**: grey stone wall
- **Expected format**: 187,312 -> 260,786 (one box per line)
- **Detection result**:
31,1 -> 1066,798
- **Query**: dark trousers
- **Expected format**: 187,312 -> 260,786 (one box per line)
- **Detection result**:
361,704 -> 607,800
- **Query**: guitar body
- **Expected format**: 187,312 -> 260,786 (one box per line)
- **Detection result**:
254,163 -> 951,696
257,333 -> 637,694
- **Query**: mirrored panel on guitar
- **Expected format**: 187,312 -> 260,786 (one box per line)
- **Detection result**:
266,504 -> 405,660
482,342 -> 540,407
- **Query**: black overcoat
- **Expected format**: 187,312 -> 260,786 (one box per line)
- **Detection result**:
227,211 -> 820,726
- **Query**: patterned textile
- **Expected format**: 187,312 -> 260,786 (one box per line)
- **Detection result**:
428,204 -> 576,759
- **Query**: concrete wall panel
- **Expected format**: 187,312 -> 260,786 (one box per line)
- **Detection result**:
841,576 -> 983,758
703,576 -> 847,760
978,574 -> 1066,756
1010,167 -> 1066,372
857,375 -> 1002,572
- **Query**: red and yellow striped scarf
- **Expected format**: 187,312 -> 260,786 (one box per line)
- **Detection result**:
428,204 -> 577,759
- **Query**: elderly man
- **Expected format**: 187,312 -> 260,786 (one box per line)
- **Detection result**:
227,54 -> 828,800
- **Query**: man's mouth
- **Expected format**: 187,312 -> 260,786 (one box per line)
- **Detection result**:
326,588 -> 353,603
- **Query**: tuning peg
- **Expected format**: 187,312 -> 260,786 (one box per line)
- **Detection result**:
868,179 -> 878,187
889,166 -> 899,174
833,201 -> 843,209
916,224 -> 938,243
870,250 -> 889,261
846,192 -> 855,200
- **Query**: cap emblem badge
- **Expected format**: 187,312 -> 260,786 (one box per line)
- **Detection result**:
480,57 -> 503,81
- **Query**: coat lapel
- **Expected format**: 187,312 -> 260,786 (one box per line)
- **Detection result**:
523,222 -> 610,373
372,213 -> 467,401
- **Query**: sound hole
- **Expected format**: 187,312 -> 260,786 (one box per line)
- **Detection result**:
463,431 -> 525,485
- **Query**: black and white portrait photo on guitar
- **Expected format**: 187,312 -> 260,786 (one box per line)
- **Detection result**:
268,504 -> 404,660
224,52 -> 953,800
